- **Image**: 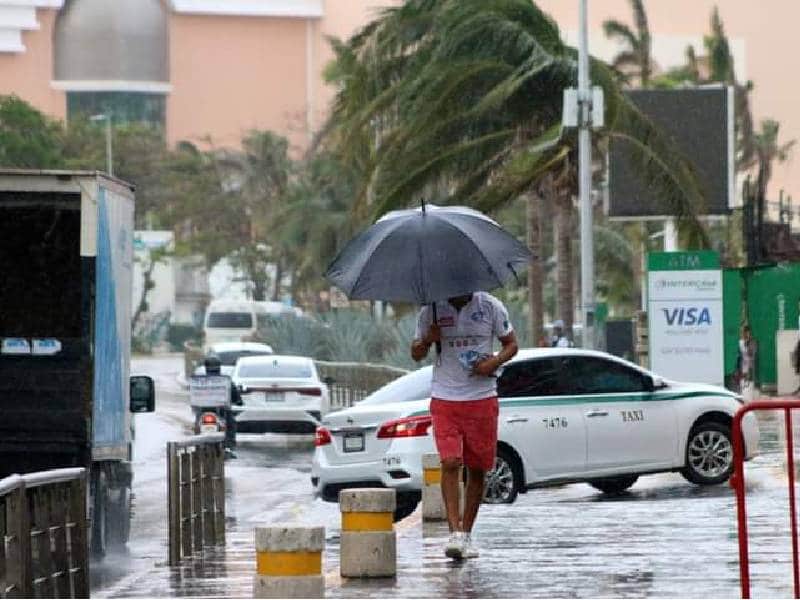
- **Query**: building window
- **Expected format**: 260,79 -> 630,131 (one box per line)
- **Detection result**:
67,91 -> 165,127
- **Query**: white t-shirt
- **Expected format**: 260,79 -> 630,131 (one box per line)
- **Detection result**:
414,292 -> 513,401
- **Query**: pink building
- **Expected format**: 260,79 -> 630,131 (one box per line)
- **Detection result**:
0,0 -> 398,152
0,1 -> 794,196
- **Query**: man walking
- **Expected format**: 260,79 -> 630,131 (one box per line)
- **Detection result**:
411,291 -> 518,559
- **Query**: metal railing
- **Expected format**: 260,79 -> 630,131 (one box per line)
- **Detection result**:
167,435 -> 226,566
0,468 -> 88,599
732,399 -> 800,599
314,360 -> 408,409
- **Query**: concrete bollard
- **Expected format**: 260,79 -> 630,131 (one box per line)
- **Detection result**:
422,453 -> 446,521
254,526 -> 325,598
339,488 -> 396,578
421,453 -> 464,522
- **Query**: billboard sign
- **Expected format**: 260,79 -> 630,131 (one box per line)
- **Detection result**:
647,251 -> 724,385
609,86 -> 734,218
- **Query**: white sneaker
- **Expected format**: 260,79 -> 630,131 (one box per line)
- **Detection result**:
445,532 -> 466,559
463,534 -> 479,558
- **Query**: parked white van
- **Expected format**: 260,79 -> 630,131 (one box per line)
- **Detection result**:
203,300 -> 297,351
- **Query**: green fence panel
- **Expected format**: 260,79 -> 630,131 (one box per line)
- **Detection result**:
744,263 -> 800,387
723,269 -> 743,382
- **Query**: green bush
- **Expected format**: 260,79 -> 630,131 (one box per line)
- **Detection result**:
254,310 -> 429,369
167,323 -> 203,352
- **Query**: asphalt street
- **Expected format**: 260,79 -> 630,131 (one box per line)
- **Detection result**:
91,355 -> 799,598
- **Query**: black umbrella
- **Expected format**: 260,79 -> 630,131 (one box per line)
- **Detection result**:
325,203 -> 531,305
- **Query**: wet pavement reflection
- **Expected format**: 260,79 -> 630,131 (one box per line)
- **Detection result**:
92,358 -> 800,598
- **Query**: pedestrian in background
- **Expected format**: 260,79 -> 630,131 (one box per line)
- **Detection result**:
411,291 -> 518,560
737,325 -> 758,400
550,320 -> 573,348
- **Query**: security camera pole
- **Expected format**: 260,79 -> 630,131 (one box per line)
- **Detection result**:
578,0 -> 595,348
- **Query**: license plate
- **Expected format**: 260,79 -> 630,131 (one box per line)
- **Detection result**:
263,392 -> 284,402
343,433 -> 365,453
201,425 -> 219,434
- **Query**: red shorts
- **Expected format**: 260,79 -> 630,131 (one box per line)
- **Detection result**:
430,397 -> 498,470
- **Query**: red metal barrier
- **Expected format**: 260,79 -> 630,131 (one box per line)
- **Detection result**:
732,399 -> 800,599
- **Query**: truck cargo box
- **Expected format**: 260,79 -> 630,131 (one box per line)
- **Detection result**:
0,170 -> 135,476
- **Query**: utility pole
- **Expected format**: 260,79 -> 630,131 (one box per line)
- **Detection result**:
90,113 -> 113,176
578,0 -> 595,348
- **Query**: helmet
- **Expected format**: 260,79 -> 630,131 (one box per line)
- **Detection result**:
204,354 -> 222,376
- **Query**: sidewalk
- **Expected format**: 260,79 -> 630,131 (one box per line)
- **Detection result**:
99,460 -> 795,598
99,363 -> 798,598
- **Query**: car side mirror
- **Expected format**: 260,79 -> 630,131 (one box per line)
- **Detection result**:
644,375 -> 667,392
130,375 -> 155,413
323,376 -> 335,386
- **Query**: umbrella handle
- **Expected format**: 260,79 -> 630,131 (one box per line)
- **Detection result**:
431,303 -> 441,355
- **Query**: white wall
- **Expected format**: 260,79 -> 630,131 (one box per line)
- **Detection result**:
132,230 -> 176,320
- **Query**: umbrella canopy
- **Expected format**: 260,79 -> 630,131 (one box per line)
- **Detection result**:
325,204 -> 531,305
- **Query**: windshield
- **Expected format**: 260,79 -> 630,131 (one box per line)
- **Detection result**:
237,360 -> 313,379
217,350 -> 272,366
359,367 -> 432,406
207,312 -> 253,329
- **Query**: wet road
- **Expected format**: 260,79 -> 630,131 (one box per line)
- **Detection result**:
93,355 -> 798,598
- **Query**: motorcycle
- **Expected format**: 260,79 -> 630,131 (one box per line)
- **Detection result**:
189,375 -> 237,458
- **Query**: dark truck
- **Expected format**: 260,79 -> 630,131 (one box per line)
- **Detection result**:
0,170 -> 155,556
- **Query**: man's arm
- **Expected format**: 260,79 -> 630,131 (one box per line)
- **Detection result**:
473,331 -> 518,376
411,324 -> 440,362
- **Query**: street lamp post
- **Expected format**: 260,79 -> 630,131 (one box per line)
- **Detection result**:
578,0 -> 595,349
90,113 -> 113,176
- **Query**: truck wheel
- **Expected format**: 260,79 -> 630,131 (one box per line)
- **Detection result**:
91,474 -> 108,558
107,487 -> 132,548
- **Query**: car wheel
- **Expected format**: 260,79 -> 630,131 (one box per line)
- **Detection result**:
681,420 -> 734,485
393,492 -> 420,522
588,475 -> 639,495
483,447 -> 519,504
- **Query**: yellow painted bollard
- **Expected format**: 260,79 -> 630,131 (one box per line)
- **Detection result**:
422,453 -> 446,521
254,526 -> 325,598
339,488 -> 396,578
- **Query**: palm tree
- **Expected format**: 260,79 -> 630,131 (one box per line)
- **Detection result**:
603,0 -> 654,315
752,119 -> 796,200
602,0 -> 652,86
216,131 -> 294,301
277,152 -> 359,306
325,0 -> 709,342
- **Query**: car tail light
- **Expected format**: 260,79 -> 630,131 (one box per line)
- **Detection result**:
251,387 -> 322,396
298,387 -> 322,397
315,426 -> 332,446
201,413 -> 218,425
377,415 -> 433,439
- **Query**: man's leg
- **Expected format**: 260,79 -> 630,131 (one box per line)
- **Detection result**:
462,466 -> 486,533
440,458 -> 463,532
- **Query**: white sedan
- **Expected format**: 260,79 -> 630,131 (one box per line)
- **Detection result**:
232,355 -> 330,435
311,348 -> 760,520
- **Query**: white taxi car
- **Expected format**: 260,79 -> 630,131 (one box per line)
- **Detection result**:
233,355 -> 330,435
311,348 -> 759,520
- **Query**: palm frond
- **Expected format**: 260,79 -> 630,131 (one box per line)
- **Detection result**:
602,20 -> 638,52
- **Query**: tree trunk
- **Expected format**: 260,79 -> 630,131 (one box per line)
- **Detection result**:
131,258 -> 157,331
628,222 -> 645,312
272,257 -> 283,301
555,191 -> 574,341
526,193 -> 544,346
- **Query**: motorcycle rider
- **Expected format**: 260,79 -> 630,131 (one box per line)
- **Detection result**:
201,354 -> 243,454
